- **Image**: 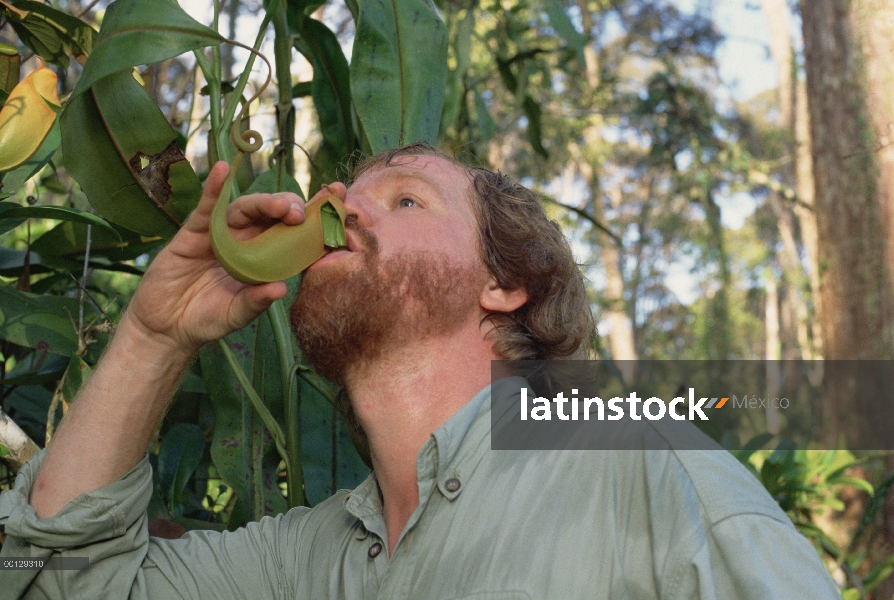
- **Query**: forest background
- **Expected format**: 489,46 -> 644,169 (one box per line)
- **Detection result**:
0,0 -> 893,597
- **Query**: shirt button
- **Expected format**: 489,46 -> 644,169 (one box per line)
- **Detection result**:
444,477 -> 461,493
368,542 -> 383,558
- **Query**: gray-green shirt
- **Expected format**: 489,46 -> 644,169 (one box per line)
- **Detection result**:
0,380 -> 840,599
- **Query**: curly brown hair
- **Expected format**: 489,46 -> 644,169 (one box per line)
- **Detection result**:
349,142 -> 594,360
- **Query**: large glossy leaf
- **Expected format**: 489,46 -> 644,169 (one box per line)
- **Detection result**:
0,203 -> 120,238
29,220 -> 158,276
71,0 -> 223,100
293,18 -> 355,163
350,0 -> 449,152
200,319 -> 287,528
31,220 -> 156,263
0,282 -> 92,355
62,70 -> 202,238
3,0 -> 95,68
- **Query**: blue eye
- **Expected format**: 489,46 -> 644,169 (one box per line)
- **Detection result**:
398,198 -> 416,208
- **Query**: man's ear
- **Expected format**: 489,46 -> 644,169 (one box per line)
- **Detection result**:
480,278 -> 528,313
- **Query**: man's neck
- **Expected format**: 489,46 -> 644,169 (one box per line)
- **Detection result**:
343,324 -> 496,555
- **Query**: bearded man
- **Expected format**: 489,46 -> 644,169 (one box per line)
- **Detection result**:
0,144 -> 838,599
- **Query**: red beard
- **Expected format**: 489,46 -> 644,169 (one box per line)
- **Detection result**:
290,224 -> 485,383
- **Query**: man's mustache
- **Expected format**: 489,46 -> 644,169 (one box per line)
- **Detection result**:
344,214 -> 379,256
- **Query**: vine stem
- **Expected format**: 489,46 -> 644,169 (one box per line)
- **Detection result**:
268,299 -> 307,507
78,223 -> 92,348
271,1 -> 296,179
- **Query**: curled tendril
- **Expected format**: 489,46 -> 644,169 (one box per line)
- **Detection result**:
231,122 -> 264,154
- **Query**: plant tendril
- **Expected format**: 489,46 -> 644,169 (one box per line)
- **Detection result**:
222,38 -> 272,158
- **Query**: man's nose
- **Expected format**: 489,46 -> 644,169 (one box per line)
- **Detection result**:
342,187 -> 374,229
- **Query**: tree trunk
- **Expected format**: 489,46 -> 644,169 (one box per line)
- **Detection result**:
793,78 -> 824,359
802,2 -> 894,591
801,0 -> 894,362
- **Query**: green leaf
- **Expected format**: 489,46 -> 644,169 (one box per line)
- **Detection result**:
0,50 -> 20,94
350,0 -> 449,152
522,95 -> 548,158
0,202 -> 26,234
294,18 -> 355,162
308,141 -> 344,197
244,169 -> 306,200
291,81 -> 312,98
0,120 -> 60,197
0,203 -> 121,238
544,0 -> 587,67
832,476 -> 874,495
61,70 -> 202,238
0,247 -> 50,277
61,353 -> 93,404
440,8 -> 473,133
284,0 -> 326,29
71,0 -> 223,100
732,432 -> 774,463
473,89 -> 495,144
200,319 -> 288,527
157,422 -> 206,512
320,202 -> 346,247
0,282 -> 92,355
4,0 -> 96,69
31,220 -> 160,267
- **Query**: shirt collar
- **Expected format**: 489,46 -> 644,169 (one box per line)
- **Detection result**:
345,378 -> 523,520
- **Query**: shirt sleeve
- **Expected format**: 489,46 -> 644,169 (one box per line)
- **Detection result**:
0,449 -> 310,600
667,512 -> 841,599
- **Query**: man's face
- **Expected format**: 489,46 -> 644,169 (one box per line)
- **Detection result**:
290,155 -> 489,382
307,155 -> 483,277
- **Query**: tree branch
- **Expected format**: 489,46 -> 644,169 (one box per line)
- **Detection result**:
0,408 -> 39,471
542,196 -> 623,246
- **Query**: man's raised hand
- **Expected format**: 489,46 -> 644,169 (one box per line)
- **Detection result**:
121,161 -> 306,354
